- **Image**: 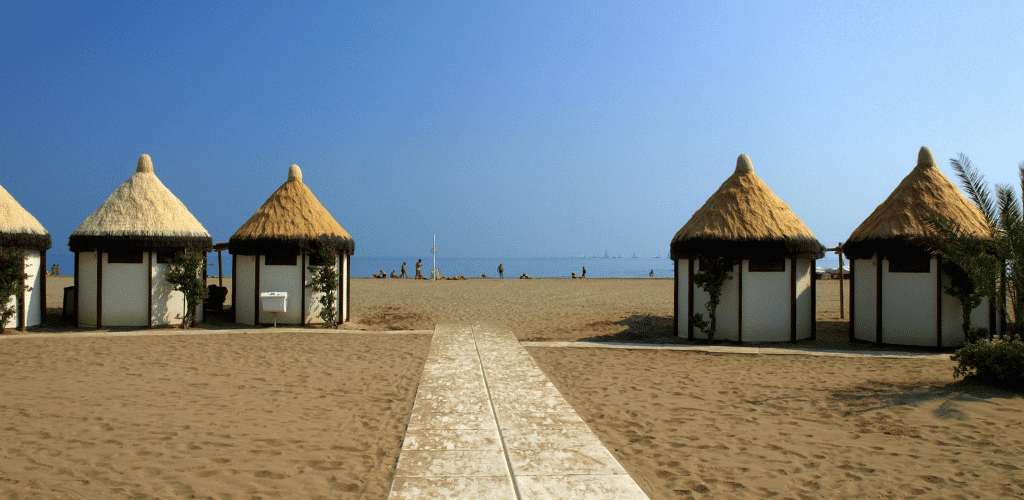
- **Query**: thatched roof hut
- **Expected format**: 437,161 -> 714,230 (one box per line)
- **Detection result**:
671,154 -> 824,261
0,183 -> 51,251
844,146 -> 990,259
229,165 -> 354,255
68,155 -> 212,252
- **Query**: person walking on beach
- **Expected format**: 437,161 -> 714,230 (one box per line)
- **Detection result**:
400,262 -> 408,278
582,266 -> 586,278
415,259 -> 424,279
498,263 -> 504,279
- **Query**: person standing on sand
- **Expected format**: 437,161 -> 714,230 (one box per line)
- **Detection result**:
400,262 -> 408,278
582,266 -> 586,278
415,259 -> 424,279
498,263 -> 504,279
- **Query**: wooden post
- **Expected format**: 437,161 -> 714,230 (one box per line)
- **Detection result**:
737,259 -> 743,343
231,254 -> 237,323
837,243 -> 845,319
345,253 -> 351,323
217,249 -> 224,287
687,259 -> 694,340
254,255 -> 260,325
673,258 -> 679,336
790,258 -> 797,343
849,258 -> 855,342
810,258 -> 817,340
96,251 -> 103,329
936,254 -> 943,348
17,256 -> 26,331
875,253 -> 883,345
39,250 -> 46,327
74,252 -> 80,327
148,251 -> 153,328
301,252 -> 306,327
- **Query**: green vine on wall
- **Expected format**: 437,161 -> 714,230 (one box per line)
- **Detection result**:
307,244 -> 339,328
691,256 -> 733,342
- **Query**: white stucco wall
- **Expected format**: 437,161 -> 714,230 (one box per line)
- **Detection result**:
258,255 -> 303,325
2,250 -> 42,329
341,253 -> 350,322
234,255 -> 256,325
851,258 -> 877,342
101,252 -> 149,326
741,259 -> 791,342
151,256 -> 195,327
681,258 -> 815,342
881,258 -> 935,345
689,261 -> 740,341
78,251 -> 98,326
853,254 -> 991,346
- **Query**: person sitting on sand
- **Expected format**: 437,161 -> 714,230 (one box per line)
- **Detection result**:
379,270 -> 386,278
390,270 -> 399,278
520,272 -> 532,279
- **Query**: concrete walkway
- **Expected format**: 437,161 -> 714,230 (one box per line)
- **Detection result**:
388,324 -> 648,500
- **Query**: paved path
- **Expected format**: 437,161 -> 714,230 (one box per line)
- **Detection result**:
388,324 -> 648,500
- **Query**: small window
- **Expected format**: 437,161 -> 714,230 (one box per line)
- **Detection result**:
889,254 -> 931,273
156,252 -> 177,264
697,258 -> 734,273
107,251 -> 143,264
265,253 -> 297,266
307,252 -> 332,267
748,257 -> 786,272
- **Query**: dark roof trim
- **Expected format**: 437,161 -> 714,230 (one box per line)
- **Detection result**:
0,232 -> 52,251
670,237 -> 825,261
228,235 -> 355,256
68,234 -> 213,253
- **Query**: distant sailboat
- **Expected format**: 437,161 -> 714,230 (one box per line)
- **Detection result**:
653,252 -> 660,258
631,253 -> 638,258
603,250 -> 610,258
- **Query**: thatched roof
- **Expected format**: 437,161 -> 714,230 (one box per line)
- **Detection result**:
0,183 -> 51,251
68,155 -> 212,252
671,154 -> 824,260
844,146 -> 991,259
229,165 -> 354,255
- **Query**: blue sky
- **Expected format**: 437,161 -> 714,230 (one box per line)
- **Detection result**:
2,1 -> 1022,272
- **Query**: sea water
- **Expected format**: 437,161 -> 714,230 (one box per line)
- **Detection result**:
351,256 -> 675,279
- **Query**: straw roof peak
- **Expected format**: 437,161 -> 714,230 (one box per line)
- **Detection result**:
68,155 -> 212,252
137,154 -> 154,174
917,146 -> 936,170
0,182 -> 52,250
229,164 -> 353,255
736,153 -> 754,174
670,154 -> 823,260
844,146 -> 990,258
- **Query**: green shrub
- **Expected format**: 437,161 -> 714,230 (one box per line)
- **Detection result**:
164,250 -> 207,328
951,336 -> 1024,388
0,247 -> 29,333
307,244 -> 339,328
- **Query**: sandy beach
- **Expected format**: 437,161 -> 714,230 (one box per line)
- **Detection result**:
3,277 -> 1021,499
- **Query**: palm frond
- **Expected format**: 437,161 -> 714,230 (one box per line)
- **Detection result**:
951,153 -> 998,228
